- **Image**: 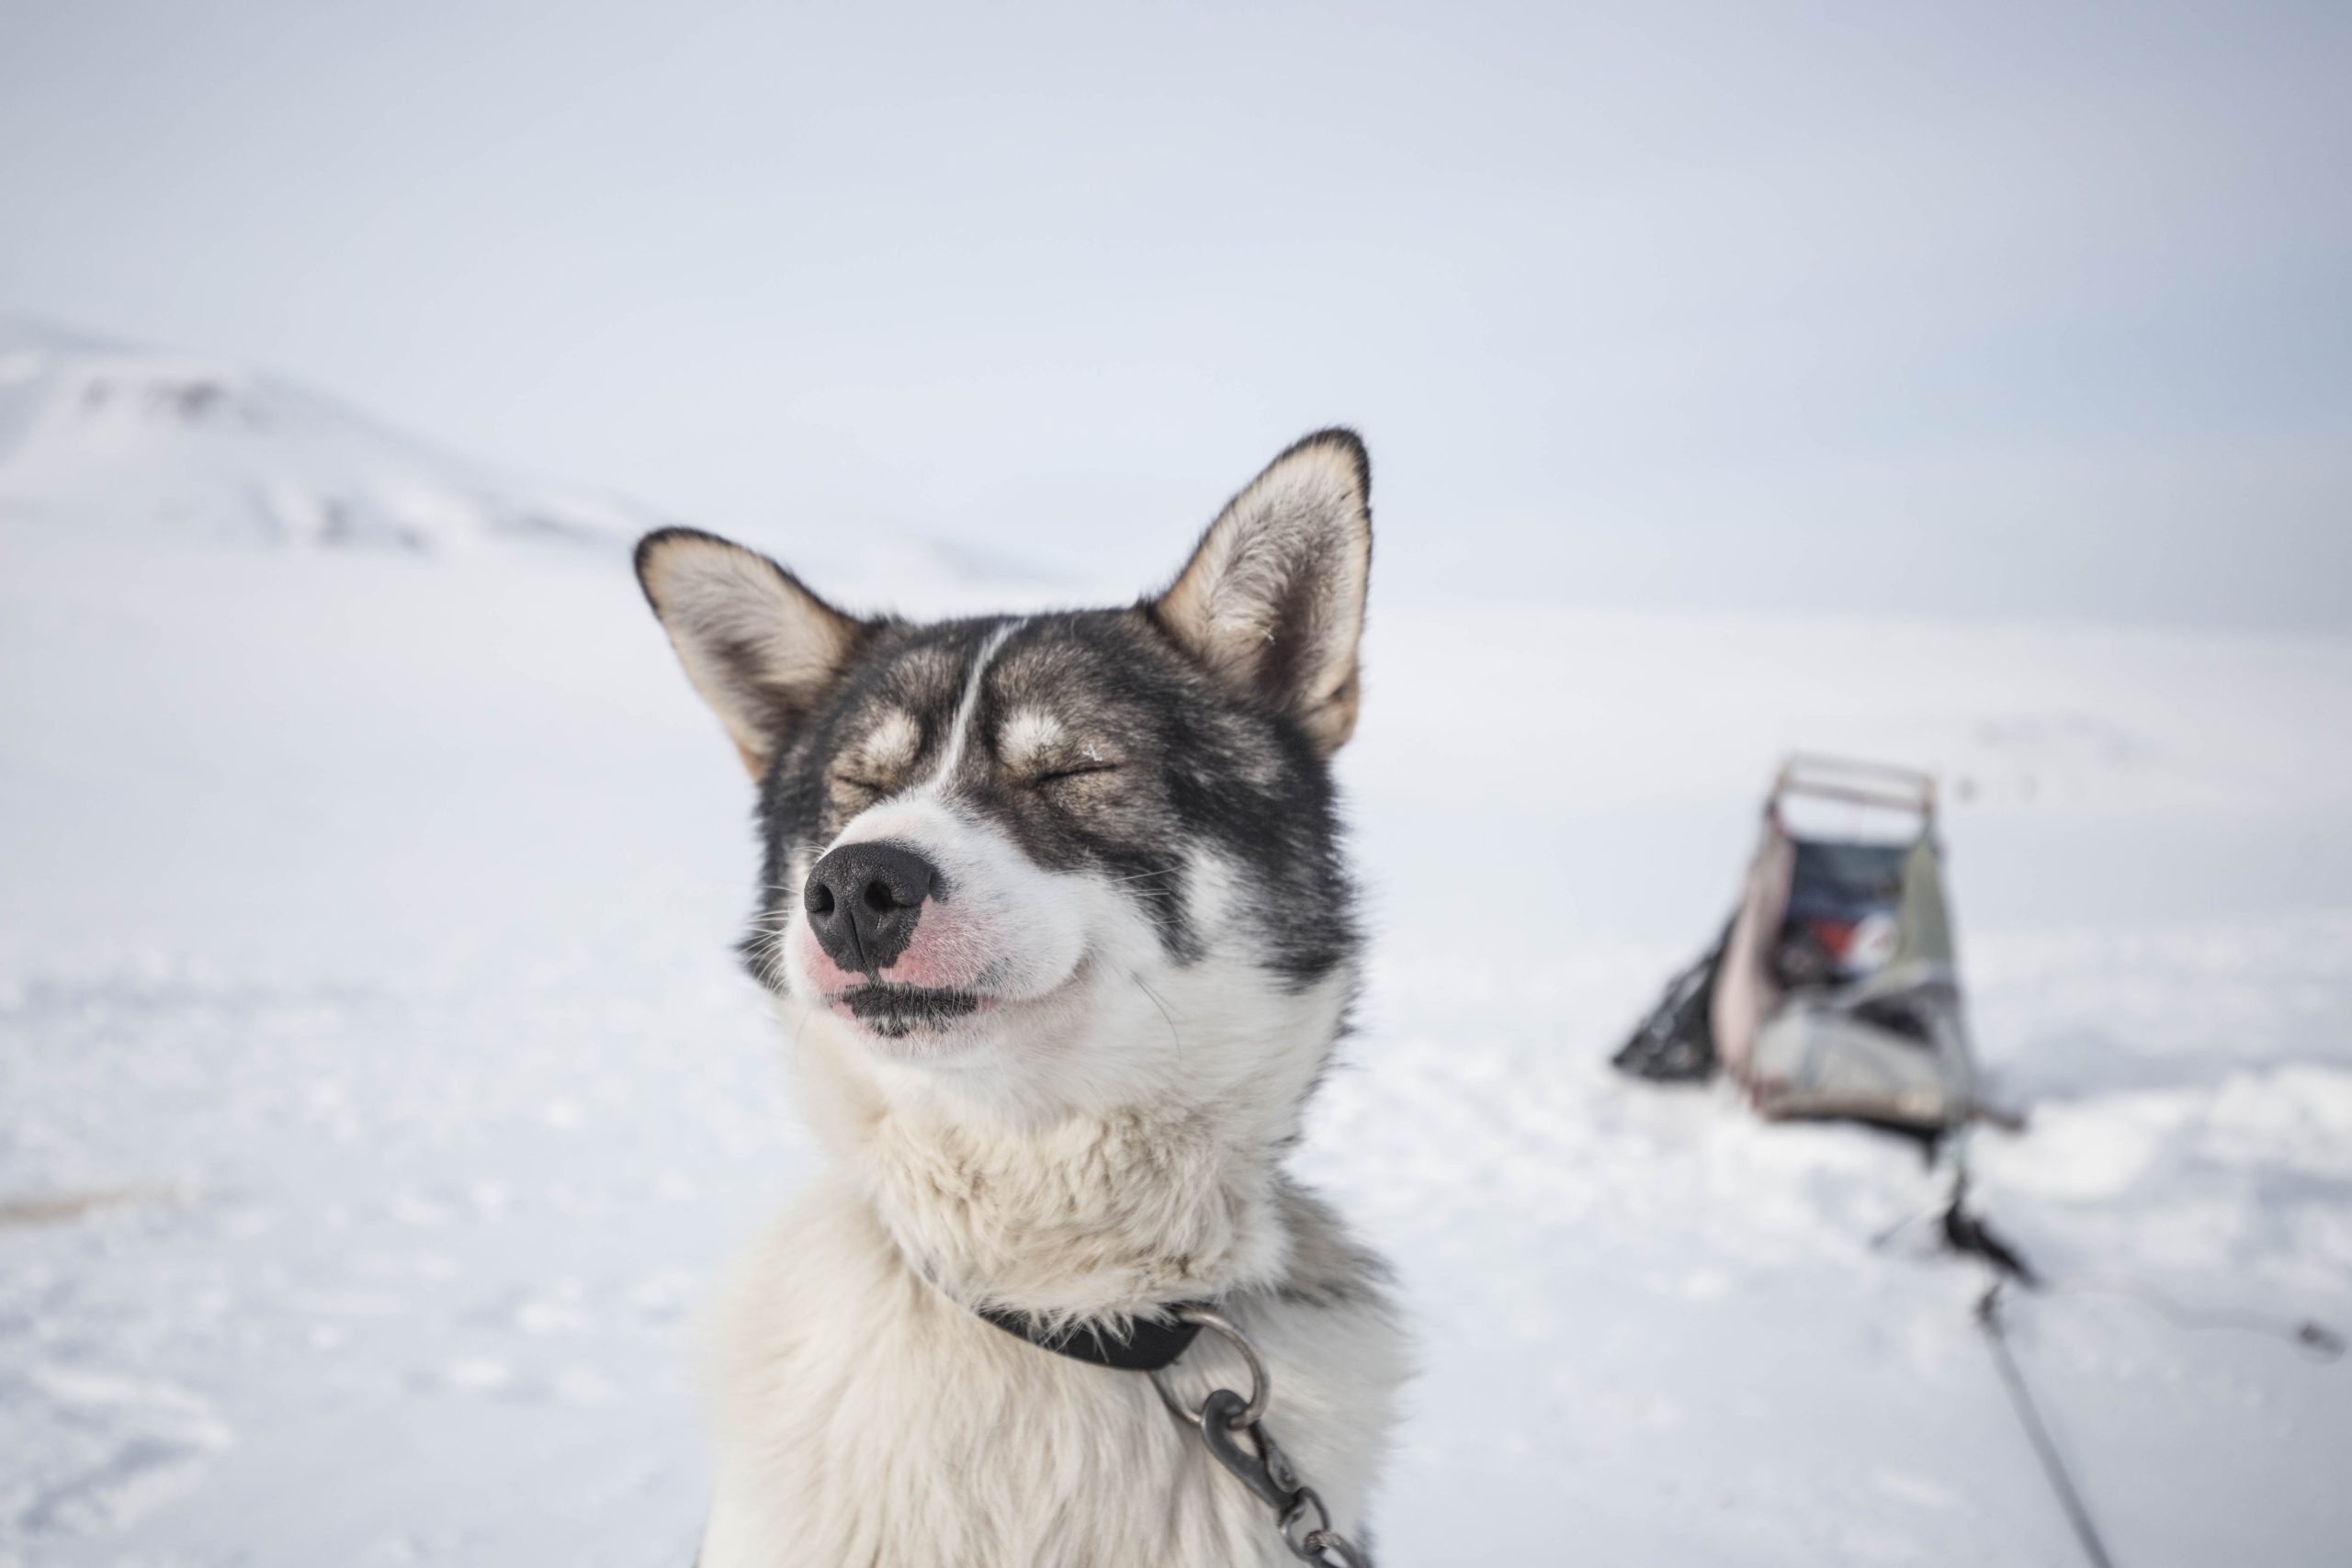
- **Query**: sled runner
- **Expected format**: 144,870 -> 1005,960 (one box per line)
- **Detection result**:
1616,755 -> 1983,1133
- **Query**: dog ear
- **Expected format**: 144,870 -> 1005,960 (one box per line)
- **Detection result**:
634,528 -> 872,777
1149,429 -> 1373,756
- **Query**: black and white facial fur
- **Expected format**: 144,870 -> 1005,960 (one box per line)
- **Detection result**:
637,431 -> 1406,1567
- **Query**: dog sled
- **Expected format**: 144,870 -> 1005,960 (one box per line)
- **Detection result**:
1615,755 -> 1992,1134
1612,756 -> 2350,1568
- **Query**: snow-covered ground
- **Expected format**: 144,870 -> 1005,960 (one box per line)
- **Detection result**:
4,404 -> 2349,1562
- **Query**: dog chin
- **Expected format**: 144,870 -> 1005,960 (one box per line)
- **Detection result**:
819,961 -> 1093,1064
820,986 -> 988,1054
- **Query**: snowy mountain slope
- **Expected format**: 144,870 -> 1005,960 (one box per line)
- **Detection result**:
0,317 -> 662,552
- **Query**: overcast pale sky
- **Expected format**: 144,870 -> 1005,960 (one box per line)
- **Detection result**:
4,0 -> 2346,628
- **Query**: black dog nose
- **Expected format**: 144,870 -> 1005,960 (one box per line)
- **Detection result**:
804,841 -> 940,975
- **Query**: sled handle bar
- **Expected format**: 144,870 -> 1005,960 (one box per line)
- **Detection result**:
1772,754 -> 1937,818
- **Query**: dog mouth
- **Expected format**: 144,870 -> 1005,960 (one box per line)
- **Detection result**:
828,983 -> 992,1039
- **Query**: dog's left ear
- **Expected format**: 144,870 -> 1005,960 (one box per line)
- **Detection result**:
1149,429 -> 1373,756
635,527 -> 873,779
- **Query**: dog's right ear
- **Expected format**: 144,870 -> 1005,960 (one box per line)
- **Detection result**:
634,528 -> 871,778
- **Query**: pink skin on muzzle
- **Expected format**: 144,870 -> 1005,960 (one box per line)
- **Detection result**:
797,898 -> 996,1020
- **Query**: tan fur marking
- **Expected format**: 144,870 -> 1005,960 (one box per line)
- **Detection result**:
997,706 -> 1065,774
862,709 -> 922,773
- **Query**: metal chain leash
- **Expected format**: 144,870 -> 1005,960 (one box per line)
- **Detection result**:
1148,1307 -> 1374,1567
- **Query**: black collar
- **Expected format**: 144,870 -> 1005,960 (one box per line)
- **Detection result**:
974,1301 -> 1208,1372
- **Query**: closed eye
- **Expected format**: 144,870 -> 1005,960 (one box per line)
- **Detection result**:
1032,762 -> 1119,786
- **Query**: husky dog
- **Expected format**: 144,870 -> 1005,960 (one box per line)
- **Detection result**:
635,431 -> 1407,1567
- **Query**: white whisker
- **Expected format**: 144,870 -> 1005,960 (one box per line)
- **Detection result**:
1130,972 -> 1182,1060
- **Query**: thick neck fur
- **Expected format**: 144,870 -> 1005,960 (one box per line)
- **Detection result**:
862,1091 -> 1292,1322
785,1003 -> 1332,1326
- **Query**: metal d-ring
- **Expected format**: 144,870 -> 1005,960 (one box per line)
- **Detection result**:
1148,1305 -> 1271,1428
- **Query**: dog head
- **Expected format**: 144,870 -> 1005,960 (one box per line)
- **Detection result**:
636,431 -> 1371,1124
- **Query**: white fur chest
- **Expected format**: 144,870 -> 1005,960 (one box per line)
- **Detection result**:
697,1183 -> 1402,1568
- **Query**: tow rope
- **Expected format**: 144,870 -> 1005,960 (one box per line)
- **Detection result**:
1976,1282 -> 2118,1568
1923,1161 -> 2340,1568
